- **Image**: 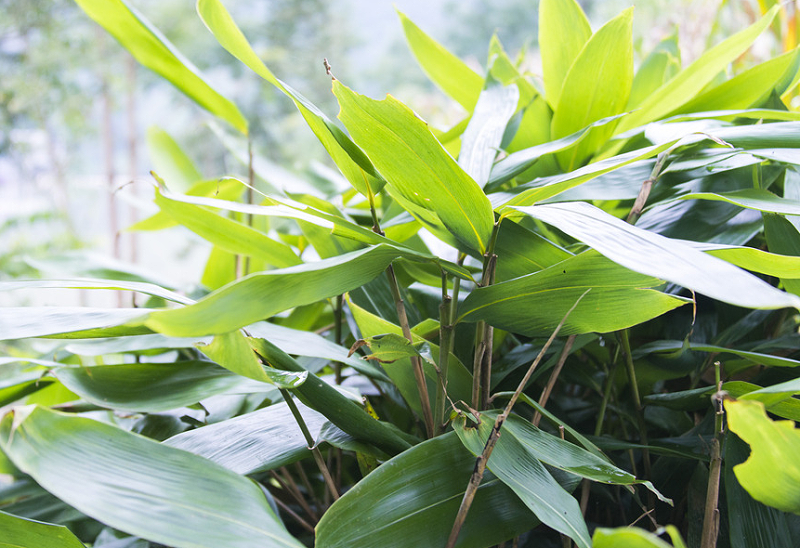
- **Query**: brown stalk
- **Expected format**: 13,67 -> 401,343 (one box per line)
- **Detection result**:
445,291 -> 590,548
701,363 -> 726,548
532,334 -> 577,427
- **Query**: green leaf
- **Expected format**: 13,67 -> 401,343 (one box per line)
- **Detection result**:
334,81 -> 495,254
0,307 -> 153,341
513,202 -> 800,310
458,251 -> 688,336
142,245 -> 422,337
198,330 -> 291,384
453,413 -> 591,548
628,31 -> 680,110
0,277 -> 193,305
616,6 -> 779,133
0,510 -> 87,548
539,0 -> 592,109
165,400 -> 362,474
593,526 -> 687,548
0,406 -> 303,548
397,10 -> 484,111
358,333 -> 424,363
725,433 -> 795,548
725,399 -> 800,514
250,338 -> 412,456
695,243 -> 800,279
128,178 -> 243,232
764,213 -> 800,296
52,360 -> 276,413
153,187 -> 302,268
552,8 -> 634,170
636,340 -> 800,369
196,0 -> 383,197
672,48 -> 800,115
459,80 -> 519,187
73,0 -> 246,133
145,126 -> 202,193
493,219 -> 572,282
679,188 -> 800,216
316,432 -> 543,548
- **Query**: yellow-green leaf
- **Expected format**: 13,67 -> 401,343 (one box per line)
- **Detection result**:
539,0 -> 592,109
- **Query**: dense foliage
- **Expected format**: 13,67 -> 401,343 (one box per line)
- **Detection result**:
3,1 -> 800,547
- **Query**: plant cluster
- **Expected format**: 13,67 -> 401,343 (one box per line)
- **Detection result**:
2,1 -> 800,547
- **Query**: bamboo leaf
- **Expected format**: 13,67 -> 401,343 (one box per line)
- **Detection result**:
0,307 -> 153,341
196,0 -> 383,196
0,406 -> 304,548
334,81 -> 495,254
145,126 -> 203,193
142,245 -> 424,337
552,8 -> 634,170
725,399 -> 800,514
616,6 -> 779,133
0,278 -> 193,305
627,31 -> 680,110
593,526 -> 687,548
153,187 -> 302,268
512,202 -> 800,310
458,251 -> 688,336
397,10 -> 484,111
316,432 -> 544,548
454,414 -> 592,548
679,188 -> 800,216
74,0 -> 246,133
539,0 -> 592,108
165,400 -> 363,474
0,510 -> 87,548
459,80 -> 519,187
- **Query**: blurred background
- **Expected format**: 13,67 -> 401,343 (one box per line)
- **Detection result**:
0,0 -> 787,306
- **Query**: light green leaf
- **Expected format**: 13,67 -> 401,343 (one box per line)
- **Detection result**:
459,80 -> 519,187
165,400 -> 363,474
679,188 -> 800,216
74,0 -> 246,133
694,244 -> 800,279
397,10 -> 484,111
458,251 -> 688,336
636,340 -> 800,369
552,8 -> 634,170
196,0 -> 383,196
764,213 -> 800,296
0,510 -> 87,548
0,278 -> 193,305
52,360 -> 280,413
334,81 -> 495,254
616,6 -> 779,133
0,307 -> 153,341
628,31 -> 680,110
198,330 -> 292,383
725,399 -> 800,514
154,187 -> 302,268
539,0 -> 592,108
358,333 -> 425,364
593,526 -> 687,548
513,202 -> 800,310
128,178 -> 243,232
0,406 -> 304,548
316,432 -> 544,548
672,48 -> 800,115
454,413 -> 591,548
146,126 -> 202,193
142,245 -> 423,337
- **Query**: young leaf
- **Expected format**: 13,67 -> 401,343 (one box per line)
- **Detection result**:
74,0 -> 247,133
196,0 -> 384,197
397,10 -> 484,111
146,126 -> 203,193
593,526 -> 687,548
627,31 -> 681,110
616,6 -> 779,133
539,0 -> 592,108
334,81 -> 495,253
725,399 -> 800,514
552,8 -> 634,170
0,406 -> 304,548
513,202 -> 800,310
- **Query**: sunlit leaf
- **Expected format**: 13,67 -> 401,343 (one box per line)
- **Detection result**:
0,510 -> 87,548
74,0 -> 246,133
539,0 -> 591,108
725,399 -> 800,514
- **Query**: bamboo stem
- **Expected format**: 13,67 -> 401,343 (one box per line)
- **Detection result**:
701,362 -> 725,548
445,291 -> 589,548
618,329 -> 652,481
435,271 -> 453,435
280,390 -> 340,501
532,334 -> 577,427
273,495 -> 316,534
